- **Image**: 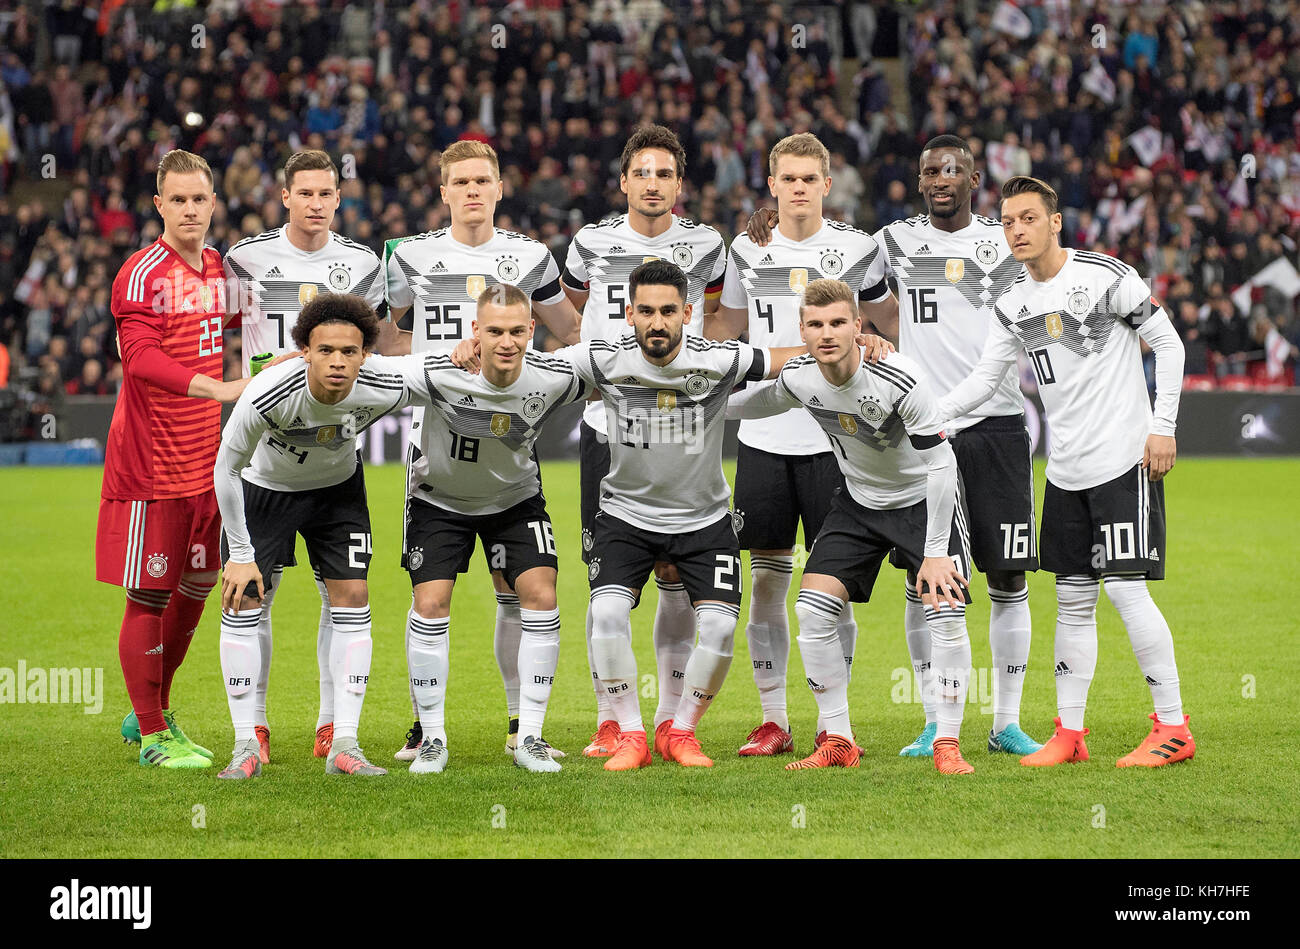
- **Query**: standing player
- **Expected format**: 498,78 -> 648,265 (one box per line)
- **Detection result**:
707,133 -> 893,756
732,280 -> 976,774
387,140 -> 581,760
215,294 -> 413,779
402,285 -> 588,774
938,176 -> 1194,767
223,149 -> 386,764
99,150 -> 248,769
561,125 -> 728,757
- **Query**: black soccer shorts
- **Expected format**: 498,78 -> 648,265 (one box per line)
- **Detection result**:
1041,462 -> 1167,579
732,443 -> 844,550
806,487 -> 974,604
585,509 -> 742,606
404,492 -> 558,589
579,419 -> 611,563
220,462 -> 372,597
950,415 -> 1039,573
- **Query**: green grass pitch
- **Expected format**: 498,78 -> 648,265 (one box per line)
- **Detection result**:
1,458 -> 1295,858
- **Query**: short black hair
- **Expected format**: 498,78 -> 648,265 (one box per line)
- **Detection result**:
921,134 -> 973,157
628,259 -> 687,305
1001,175 -> 1059,216
291,292 -> 380,350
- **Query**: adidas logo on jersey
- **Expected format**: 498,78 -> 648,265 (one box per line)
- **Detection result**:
914,244 -> 931,255
290,416 -> 305,427
457,394 -> 477,406
758,254 -> 775,265
1017,305 -> 1030,318
265,266 -> 283,278
431,261 -> 447,271
608,245 -> 626,255
808,395 -> 823,406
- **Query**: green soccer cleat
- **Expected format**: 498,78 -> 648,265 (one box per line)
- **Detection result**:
139,732 -> 212,769
988,723 -> 1043,756
122,709 -> 213,759
899,721 -> 937,757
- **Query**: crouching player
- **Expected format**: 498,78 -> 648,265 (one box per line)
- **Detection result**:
401,284 -> 587,774
733,279 -> 976,773
214,294 -> 414,778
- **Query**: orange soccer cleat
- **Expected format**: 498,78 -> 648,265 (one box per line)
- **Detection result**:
313,722 -> 333,758
785,734 -> 860,770
604,730 -> 652,771
1020,717 -> 1090,767
584,720 -> 622,758
665,728 -> 713,767
738,721 -> 794,756
1116,713 -> 1195,768
814,729 -> 865,757
254,725 -> 270,764
932,737 -> 974,775
654,720 -> 674,760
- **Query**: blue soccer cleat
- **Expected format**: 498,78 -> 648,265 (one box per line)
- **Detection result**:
988,723 -> 1043,755
899,722 -> 937,757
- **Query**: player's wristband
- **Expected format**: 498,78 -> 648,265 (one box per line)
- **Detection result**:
250,352 -> 275,376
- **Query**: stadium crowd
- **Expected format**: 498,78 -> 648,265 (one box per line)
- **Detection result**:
0,0 -> 1296,430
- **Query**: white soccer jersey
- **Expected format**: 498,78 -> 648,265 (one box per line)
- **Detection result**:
721,220 -> 890,455
224,227 -> 384,375
741,351 -> 956,555
562,335 -> 768,533
404,351 -> 589,516
563,214 -> 727,435
215,357 -> 417,561
873,214 -> 1025,432
385,226 -> 565,352
940,249 -> 1181,491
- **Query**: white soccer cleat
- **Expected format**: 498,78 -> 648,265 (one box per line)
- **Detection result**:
505,717 -> 565,758
409,736 -> 448,774
514,735 -> 562,773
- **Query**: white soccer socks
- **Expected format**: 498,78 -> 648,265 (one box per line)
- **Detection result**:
220,607 -> 263,743
406,610 -> 449,744
589,588 -> 642,732
493,591 -> 523,718
747,555 -> 793,730
517,607 -> 561,743
1054,577 -> 1100,730
586,607 -> 615,726
652,578 -> 694,730
904,580 -> 938,724
672,603 -> 738,732
253,569 -> 280,729
1105,577 -> 1184,725
988,585 -> 1032,733
925,602 -> 972,741
314,574 -> 334,729
329,605 -> 373,744
795,590 -> 852,739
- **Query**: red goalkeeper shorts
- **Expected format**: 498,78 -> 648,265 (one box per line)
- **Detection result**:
96,490 -> 221,590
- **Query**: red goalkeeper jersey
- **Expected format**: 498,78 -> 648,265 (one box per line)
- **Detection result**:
102,239 -> 227,500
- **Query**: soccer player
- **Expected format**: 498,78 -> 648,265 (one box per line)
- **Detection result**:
214,294 -> 413,779
402,284 -> 588,774
553,260 -> 880,770
707,133 -> 894,756
746,135 -> 1041,757
561,125 -> 728,758
98,149 -> 249,769
938,176 -> 1194,767
731,280 -> 976,774
223,149 -> 386,764
386,140 -> 581,761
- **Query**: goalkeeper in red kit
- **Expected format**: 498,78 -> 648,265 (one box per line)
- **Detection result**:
96,150 -> 250,769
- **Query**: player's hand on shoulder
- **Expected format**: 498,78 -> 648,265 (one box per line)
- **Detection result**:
267,352 -> 302,369
916,557 -> 968,612
855,333 -> 895,363
746,207 -> 778,246
450,337 -> 482,373
220,559 -> 264,613
1143,434 -> 1176,481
